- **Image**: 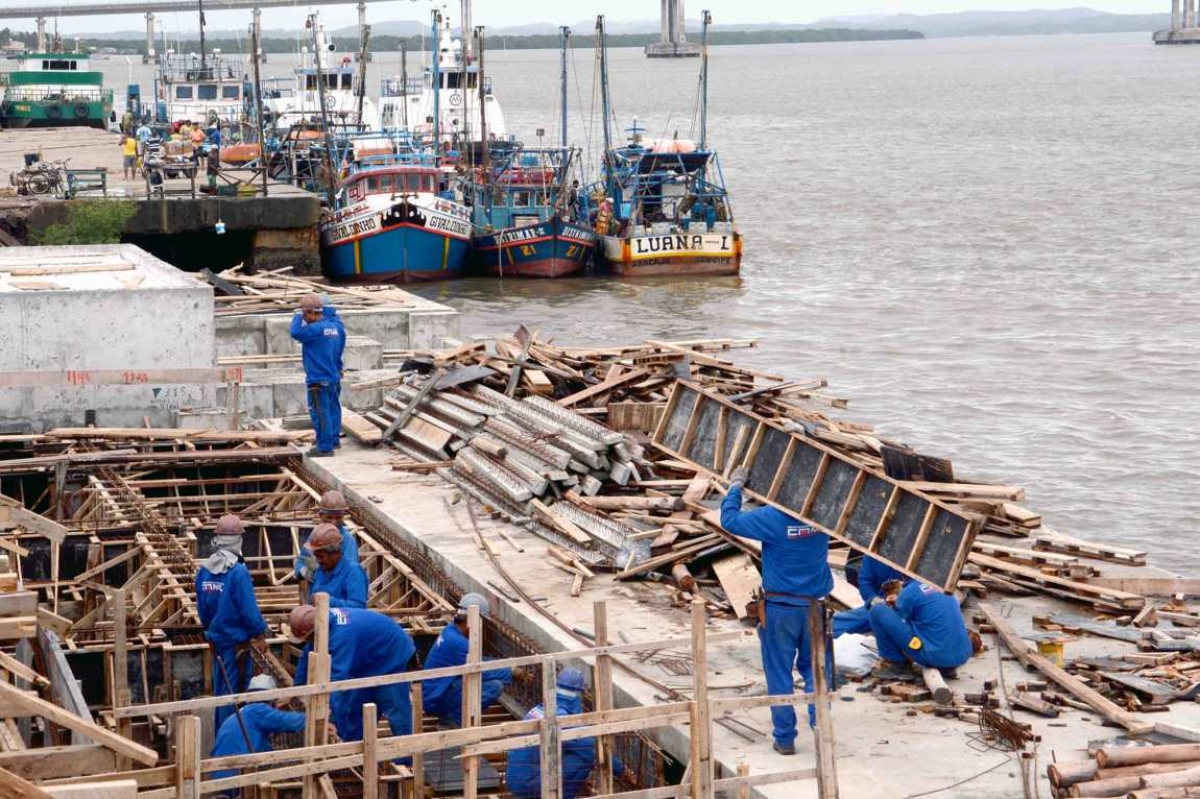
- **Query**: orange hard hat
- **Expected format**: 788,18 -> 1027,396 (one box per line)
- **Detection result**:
214,514 -> 244,536
288,604 -> 317,641
308,523 -> 343,553
319,490 -> 349,514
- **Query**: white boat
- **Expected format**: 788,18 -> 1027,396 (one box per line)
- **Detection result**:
377,6 -> 507,149
263,16 -> 378,134
152,49 -> 248,124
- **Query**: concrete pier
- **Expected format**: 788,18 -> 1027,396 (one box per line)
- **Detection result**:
645,0 -> 701,58
1154,0 -> 1200,43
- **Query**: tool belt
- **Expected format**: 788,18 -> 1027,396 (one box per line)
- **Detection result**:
746,589 -> 821,629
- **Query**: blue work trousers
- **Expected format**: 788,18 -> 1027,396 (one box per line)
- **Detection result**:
307,382 -> 341,453
335,683 -> 412,742
758,602 -> 822,745
212,645 -> 251,730
430,677 -> 507,726
869,604 -> 942,668
832,606 -> 872,637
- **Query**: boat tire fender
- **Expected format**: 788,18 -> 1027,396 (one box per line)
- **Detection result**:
74,103 -> 91,119
47,105 -> 63,119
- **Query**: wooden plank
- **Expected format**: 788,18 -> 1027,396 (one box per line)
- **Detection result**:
979,603 -> 1153,734
0,766 -> 55,798
970,554 -> 1144,609
44,781 -> 137,799
0,682 -> 157,766
559,367 -> 651,408
342,409 -> 384,446
539,659 -> 560,799
362,703 -> 378,799
1084,578 -> 1200,597
0,367 -> 244,389
0,747 -> 115,782
712,554 -> 761,620
593,602 -> 615,796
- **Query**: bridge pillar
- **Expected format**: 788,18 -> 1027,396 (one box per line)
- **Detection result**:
1187,0 -> 1195,28
35,17 -> 46,52
1174,0 -> 1183,30
145,13 -> 156,62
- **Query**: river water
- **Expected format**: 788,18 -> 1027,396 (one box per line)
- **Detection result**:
102,32 -> 1200,568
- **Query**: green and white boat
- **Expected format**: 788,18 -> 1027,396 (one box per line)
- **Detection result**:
0,52 -> 113,129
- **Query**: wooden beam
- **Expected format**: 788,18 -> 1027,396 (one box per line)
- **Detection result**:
362,704 -> 378,799
0,766 -> 55,799
0,746 -> 115,782
594,601 -> 615,796
0,682 -> 157,766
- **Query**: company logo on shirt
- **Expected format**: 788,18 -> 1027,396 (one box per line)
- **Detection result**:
331,608 -> 349,625
919,584 -> 936,595
323,328 -> 340,338
200,581 -> 224,593
786,525 -> 818,539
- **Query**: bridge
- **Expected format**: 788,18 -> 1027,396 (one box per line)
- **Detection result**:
1155,0 -> 1200,43
0,0 -> 376,59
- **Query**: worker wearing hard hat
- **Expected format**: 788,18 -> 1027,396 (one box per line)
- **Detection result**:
210,674 -> 305,782
721,466 -> 833,757
307,523 -> 368,608
294,490 -> 360,585
422,593 -> 514,727
290,293 -> 346,457
289,603 -> 416,742
506,667 -> 633,799
195,514 -> 268,730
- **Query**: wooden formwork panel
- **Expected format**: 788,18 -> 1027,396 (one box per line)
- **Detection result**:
652,382 -> 980,591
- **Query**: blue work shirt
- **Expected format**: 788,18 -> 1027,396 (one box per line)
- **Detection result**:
195,562 -> 267,649
311,556 -> 369,609
135,124 -> 151,142
858,556 -> 907,605
211,701 -> 305,759
422,623 -> 511,707
720,486 -> 832,605
294,608 -> 415,725
325,307 -> 346,374
294,524 -> 360,578
290,310 -> 343,384
506,691 -> 625,799
894,581 -> 972,666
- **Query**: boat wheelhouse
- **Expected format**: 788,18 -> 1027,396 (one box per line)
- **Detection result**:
0,52 -> 113,129
153,51 -> 249,124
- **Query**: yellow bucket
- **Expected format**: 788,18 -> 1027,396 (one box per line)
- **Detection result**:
1037,639 -> 1065,667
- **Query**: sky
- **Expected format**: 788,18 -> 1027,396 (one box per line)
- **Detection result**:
0,0 -> 1163,36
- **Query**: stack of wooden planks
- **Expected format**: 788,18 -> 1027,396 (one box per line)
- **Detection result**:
1049,742 -> 1200,798
204,264 -> 418,317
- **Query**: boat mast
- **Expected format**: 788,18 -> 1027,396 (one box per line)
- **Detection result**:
476,26 -> 488,175
197,0 -> 207,69
431,9 -> 441,159
308,13 -> 338,203
400,42 -> 409,129
699,9 -> 711,150
559,26 -> 570,148
355,23 -> 371,130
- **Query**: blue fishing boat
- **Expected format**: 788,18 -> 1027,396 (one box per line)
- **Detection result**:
320,150 -> 471,283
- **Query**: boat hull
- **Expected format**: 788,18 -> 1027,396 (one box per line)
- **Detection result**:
474,218 -> 597,278
321,199 -> 471,284
1,99 -> 111,129
602,229 -> 742,277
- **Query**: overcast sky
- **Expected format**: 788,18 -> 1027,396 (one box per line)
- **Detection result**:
4,1 -> 1161,36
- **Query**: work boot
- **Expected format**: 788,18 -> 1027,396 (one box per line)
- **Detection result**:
938,667 -> 959,680
773,741 -> 797,756
307,447 -> 334,458
874,660 -> 914,682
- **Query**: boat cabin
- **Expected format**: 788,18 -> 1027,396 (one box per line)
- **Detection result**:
344,166 -> 445,204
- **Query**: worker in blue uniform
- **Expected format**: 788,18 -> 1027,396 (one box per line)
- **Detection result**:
832,555 -> 908,637
506,668 -> 631,799
195,514 -> 268,730
294,490 -> 360,585
868,580 -> 974,676
210,674 -> 305,785
290,603 -> 416,742
290,293 -> 344,457
307,523 -> 368,608
422,593 -> 514,727
721,466 -> 833,756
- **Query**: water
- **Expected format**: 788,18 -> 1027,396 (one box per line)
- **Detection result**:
103,33 -> 1200,569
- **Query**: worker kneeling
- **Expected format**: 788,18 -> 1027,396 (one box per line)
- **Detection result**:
868,580 -> 975,675
423,593 -> 514,727
289,603 -> 415,741
211,674 -> 305,786
307,523 -> 369,608
506,668 -> 629,799
831,555 -> 906,637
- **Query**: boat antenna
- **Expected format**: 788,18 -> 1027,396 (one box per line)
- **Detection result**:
198,0 -> 207,69
431,9 -> 441,159
699,10 -> 711,150
308,13 -> 338,203
559,26 -> 570,148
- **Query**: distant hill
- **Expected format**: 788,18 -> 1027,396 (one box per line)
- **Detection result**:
817,8 -> 1170,37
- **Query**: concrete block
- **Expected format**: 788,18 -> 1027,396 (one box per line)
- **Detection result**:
214,315 -> 268,359
173,409 -> 231,430
343,336 -> 383,372
263,316 -> 303,358
271,380 -> 310,418
336,310 -> 410,351
345,385 -> 382,412
407,309 -> 462,350
215,381 -> 275,421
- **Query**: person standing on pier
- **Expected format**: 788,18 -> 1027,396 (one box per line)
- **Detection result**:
290,293 -> 344,457
120,135 -> 138,180
289,603 -> 416,741
306,523 -> 368,608
195,514 -> 268,730
422,593 -> 514,727
721,466 -> 833,756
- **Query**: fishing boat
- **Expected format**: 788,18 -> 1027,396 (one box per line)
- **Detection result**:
0,51 -> 113,129
589,13 -> 741,278
263,14 -> 378,134
468,29 -> 595,278
320,138 -> 472,284
150,50 -> 248,124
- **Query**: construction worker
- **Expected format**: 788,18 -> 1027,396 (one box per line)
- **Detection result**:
289,603 -> 415,742
210,674 -> 305,784
422,593 -> 513,727
294,490 -> 360,584
833,555 -> 907,637
290,293 -> 344,457
721,466 -> 833,756
506,668 -> 631,799
307,523 -> 368,608
195,514 -> 268,730
869,579 -> 976,678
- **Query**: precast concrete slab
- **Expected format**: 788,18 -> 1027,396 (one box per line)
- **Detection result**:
295,443 -> 1199,798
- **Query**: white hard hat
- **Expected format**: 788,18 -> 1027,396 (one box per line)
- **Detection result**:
457,592 -> 490,619
248,674 -> 278,692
